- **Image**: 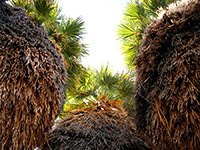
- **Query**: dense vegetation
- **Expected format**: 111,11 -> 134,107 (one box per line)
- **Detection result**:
6,0 -> 182,122
9,0 -> 177,111
118,0 -> 175,70
1,0 -> 199,149
9,0 -> 138,112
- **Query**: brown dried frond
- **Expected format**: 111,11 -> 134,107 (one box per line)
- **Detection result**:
41,99 -> 151,150
134,0 -> 200,149
0,2 -> 67,150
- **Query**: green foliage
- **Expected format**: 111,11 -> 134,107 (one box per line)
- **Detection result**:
10,0 -> 139,114
10,0 -> 59,25
33,0 -> 55,17
118,0 -> 175,70
10,0 -> 88,91
64,65 -> 135,113
10,0 -> 33,13
49,16 -> 88,90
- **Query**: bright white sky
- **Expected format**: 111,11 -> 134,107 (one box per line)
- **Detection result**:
58,0 -> 128,73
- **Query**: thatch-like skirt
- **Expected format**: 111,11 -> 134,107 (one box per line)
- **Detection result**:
135,0 -> 200,149
41,101 -> 151,150
0,2 -> 67,150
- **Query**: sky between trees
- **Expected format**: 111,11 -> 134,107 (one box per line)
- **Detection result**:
58,0 -> 128,73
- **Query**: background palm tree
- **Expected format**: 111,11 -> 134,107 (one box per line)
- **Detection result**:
64,65 -> 135,115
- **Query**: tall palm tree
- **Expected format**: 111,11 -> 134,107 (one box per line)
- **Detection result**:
118,0 -> 175,70
134,0 -> 200,149
0,1 -> 67,149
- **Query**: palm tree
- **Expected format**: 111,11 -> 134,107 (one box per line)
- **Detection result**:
64,65 -> 135,114
41,99 -> 151,150
10,0 -> 88,91
0,1 -> 67,149
52,17 -> 88,90
118,0 -> 175,70
134,0 -> 200,149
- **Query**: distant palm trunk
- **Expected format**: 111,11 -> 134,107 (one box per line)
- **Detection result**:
0,2 -> 67,150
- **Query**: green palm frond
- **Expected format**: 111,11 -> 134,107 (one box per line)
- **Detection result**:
59,17 -> 85,40
66,64 -> 136,111
95,65 -> 119,88
33,0 -> 55,17
118,0 -> 175,70
10,0 -> 33,13
10,0 -> 89,98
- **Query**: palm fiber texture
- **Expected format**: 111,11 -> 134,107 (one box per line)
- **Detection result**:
41,99 -> 151,150
0,2 -> 67,150
134,0 -> 200,149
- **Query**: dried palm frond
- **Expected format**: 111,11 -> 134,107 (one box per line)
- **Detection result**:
134,0 -> 200,149
41,98 -> 151,150
0,2 -> 67,150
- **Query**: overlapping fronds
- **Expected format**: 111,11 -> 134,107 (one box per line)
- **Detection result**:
64,65 -> 136,115
134,0 -> 200,149
118,0 -> 175,70
41,97 -> 151,150
10,0 -> 88,93
0,2 -> 67,149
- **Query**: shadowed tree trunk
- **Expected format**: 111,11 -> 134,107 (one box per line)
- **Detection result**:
0,2 -> 67,149
134,0 -> 200,149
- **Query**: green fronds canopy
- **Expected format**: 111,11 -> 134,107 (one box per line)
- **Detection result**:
10,0 -> 88,91
118,0 -> 175,70
10,0 -> 59,25
55,17 -> 88,90
134,0 -> 200,149
65,65 -> 136,114
41,97 -> 151,150
0,2 -> 67,149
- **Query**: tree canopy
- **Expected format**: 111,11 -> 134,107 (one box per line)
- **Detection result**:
9,0 -> 136,115
8,0 -> 178,114
118,0 -> 175,70
64,65 -> 136,114
10,0 -> 88,91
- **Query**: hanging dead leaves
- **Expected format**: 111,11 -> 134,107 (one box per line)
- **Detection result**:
0,0 -> 200,149
134,0 -> 200,149
41,98 -> 151,150
0,2 -> 67,150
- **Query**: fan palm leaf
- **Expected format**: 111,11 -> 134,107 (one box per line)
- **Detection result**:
118,0 -> 175,70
